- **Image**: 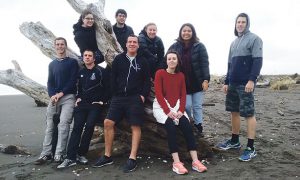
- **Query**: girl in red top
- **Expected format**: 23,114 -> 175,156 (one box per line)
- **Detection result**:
153,50 -> 207,175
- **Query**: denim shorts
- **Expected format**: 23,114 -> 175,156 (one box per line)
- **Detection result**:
225,85 -> 255,117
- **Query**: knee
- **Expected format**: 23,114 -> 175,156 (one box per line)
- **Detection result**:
104,119 -> 114,129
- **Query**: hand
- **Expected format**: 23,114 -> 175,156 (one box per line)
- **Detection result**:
167,111 -> 177,120
50,95 -> 57,105
222,85 -> 228,94
176,111 -> 183,119
245,81 -> 254,93
202,80 -> 209,91
75,98 -> 81,107
140,95 -> 145,103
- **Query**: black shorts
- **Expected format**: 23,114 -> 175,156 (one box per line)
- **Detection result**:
106,95 -> 145,126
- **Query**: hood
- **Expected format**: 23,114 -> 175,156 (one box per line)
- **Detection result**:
234,13 -> 250,37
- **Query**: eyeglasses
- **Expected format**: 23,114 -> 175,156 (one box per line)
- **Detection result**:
84,17 -> 94,21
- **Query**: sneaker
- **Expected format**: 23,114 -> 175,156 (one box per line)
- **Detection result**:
123,158 -> 137,173
172,162 -> 188,175
57,159 -> 76,169
54,155 -> 64,163
239,147 -> 257,162
194,124 -> 204,137
77,155 -> 88,164
93,155 -> 114,168
192,160 -> 207,173
217,139 -> 241,150
34,155 -> 52,165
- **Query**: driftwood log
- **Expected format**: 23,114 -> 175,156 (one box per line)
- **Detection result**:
0,0 -> 213,159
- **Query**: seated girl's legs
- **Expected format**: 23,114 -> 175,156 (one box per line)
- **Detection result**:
164,118 -> 178,155
178,116 -> 196,151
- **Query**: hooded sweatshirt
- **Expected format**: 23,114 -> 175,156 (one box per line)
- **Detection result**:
225,13 -> 263,85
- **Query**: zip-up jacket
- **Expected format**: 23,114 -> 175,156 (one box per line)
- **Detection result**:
113,24 -> 134,51
225,14 -> 263,85
111,52 -> 151,98
77,65 -> 110,105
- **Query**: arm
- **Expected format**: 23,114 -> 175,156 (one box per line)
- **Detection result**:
156,38 -> 166,70
102,66 -> 112,103
62,60 -> 79,95
249,37 -> 263,82
154,71 -> 170,115
179,73 -> 187,113
47,63 -> 56,97
198,43 -> 210,82
141,58 -> 151,99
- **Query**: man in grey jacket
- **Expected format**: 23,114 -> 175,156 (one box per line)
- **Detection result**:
217,13 -> 263,162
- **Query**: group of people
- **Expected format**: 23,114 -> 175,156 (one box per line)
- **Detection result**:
33,9 -> 263,175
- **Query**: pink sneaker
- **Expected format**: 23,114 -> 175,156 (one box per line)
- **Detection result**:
192,160 -> 207,172
172,162 -> 188,175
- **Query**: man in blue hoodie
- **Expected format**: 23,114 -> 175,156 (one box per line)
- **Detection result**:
93,35 -> 151,172
217,13 -> 263,162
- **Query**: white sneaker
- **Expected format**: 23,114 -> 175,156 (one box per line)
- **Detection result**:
57,159 -> 76,169
77,155 -> 88,164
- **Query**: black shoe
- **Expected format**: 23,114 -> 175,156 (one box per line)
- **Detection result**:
194,123 -> 203,133
34,155 -> 52,165
93,155 -> 113,168
123,158 -> 137,173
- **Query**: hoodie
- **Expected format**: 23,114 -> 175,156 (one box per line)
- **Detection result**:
225,13 -> 263,85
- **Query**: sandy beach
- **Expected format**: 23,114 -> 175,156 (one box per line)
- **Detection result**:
0,82 -> 299,179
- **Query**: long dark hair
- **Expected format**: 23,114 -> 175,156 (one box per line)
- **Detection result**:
165,50 -> 182,73
176,23 -> 199,43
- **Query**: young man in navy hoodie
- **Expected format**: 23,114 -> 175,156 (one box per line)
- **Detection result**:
93,35 -> 151,173
217,13 -> 263,162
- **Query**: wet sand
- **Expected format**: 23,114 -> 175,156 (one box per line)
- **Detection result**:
0,83 -> 299,179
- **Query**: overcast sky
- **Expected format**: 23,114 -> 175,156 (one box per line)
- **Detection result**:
0,0 -> 299,95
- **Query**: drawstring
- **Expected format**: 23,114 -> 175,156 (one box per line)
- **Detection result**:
124,55 -> 138,94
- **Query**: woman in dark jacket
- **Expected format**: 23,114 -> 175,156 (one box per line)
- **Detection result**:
168,23 -> 210,135
138,23 -> 165,78
73,10 -> 104,64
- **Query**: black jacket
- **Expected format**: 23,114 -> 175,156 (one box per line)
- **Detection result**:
138,30 -> 165,76
77,65 -> 110,105
73,23 -> 104,64
111,52 -> 151,98
113,24 -> 134,51
168,41 -> 210,92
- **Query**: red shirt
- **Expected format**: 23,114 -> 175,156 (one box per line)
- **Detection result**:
154,69 -> 186,115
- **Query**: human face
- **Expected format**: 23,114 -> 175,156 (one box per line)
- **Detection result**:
82,14 -> 94,27
236,17 -> 247,34
126,36 -> 139,55
166,53 -> 178,71
83,51 -> 95,66
146,25 -> 157,39
116,13 -> 126,25
181,26 -> 192,42
55,39 -> 66,56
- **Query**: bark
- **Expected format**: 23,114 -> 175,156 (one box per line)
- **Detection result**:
0,0 -> 214,159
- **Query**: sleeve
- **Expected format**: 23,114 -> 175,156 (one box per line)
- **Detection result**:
249,37 -> 263,82
154,71 -> 170,115
225,44 -> 233,85
198,43 -> 210,82
111,57 -> 118,96
141,58 -> 151,98
76,70 -> 82,99
102,66 -> 112,103
74,32 -> 88,54
62,60 -> 79,94
47,63 -> 55,97
179,73 -> 187,113
156,38 -> 166,70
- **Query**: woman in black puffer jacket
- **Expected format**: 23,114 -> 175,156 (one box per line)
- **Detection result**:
73,10 -> 104,65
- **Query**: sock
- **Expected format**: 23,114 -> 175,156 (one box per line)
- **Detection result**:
231,134 -> 239,144
247,139 -> 254,150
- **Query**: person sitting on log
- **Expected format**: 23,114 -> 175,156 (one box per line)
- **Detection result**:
152,50 -> 207,175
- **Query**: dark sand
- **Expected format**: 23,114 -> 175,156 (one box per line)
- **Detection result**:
0,83 -> 299,179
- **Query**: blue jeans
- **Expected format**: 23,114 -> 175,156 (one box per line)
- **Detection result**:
186,91 -> 204,125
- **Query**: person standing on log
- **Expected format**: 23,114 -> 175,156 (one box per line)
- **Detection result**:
113,9 -> 134,52
217,13 -> 263,162
34,37 -> 78,165
93,35 -> 151,173
138,22 -> 165,79
153,50 -> 207,175
73,10 -> 105,65
57,50 -> 110,169
168,23 -> 210,136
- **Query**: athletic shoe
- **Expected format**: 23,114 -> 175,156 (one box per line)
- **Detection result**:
123,158 -> 137,173
77,155 -> 88,164
217,139 -> 241,150
54,155 -> 64,163
239,147 -> 257,162
93,155 -> 113,168
172,162 -> 188,175
192,160 -> 207,172
34,155 -> 52,165
57,159 -> 76,169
